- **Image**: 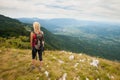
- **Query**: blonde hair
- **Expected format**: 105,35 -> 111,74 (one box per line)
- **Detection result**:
33,22 -> 41,33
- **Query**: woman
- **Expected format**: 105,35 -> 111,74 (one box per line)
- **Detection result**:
30,22 -> 44,70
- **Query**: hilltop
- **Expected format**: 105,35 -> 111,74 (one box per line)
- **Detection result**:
0,48 -> 120,80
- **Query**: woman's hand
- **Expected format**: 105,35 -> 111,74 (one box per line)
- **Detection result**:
42,41 -> 44,47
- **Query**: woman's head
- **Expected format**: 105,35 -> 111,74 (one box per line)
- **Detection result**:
33,22 -> 41,33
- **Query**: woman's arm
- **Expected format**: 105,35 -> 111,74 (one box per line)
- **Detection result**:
30,32 -> 33,48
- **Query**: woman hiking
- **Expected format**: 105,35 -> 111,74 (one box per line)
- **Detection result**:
30,22 -> 44,70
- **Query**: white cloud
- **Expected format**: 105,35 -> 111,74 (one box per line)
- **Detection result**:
0,0 -> 120,22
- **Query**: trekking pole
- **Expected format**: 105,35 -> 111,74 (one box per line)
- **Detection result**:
36,52 -> 37,60
43,51 -> 45,56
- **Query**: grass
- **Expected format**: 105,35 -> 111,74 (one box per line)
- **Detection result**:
0,48 -> 120,80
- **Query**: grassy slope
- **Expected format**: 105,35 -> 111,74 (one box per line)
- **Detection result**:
0,48 -> 120,80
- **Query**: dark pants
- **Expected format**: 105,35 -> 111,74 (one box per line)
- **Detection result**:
32,47 -> 43,61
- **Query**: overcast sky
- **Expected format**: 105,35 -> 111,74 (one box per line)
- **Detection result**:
0,0 -> 120,22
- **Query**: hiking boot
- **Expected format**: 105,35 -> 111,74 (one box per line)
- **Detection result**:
38,66 -> 41,71
29,65 -> 35,72
31,65 -> 35,69
38,66 -> 45,72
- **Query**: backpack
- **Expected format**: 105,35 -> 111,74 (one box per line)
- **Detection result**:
34,32 -> 43,50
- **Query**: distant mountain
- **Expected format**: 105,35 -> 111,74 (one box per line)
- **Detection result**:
47,18 -> 81,26
46,18 -> 120,39
18,18 -> 59,32
18,18 -> 120,38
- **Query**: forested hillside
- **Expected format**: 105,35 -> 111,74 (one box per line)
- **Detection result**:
0,15 -> 29,37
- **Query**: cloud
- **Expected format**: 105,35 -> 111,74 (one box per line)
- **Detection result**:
0,0 -> 120,22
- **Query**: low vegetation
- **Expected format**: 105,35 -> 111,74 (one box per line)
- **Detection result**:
0,48 -> 120,80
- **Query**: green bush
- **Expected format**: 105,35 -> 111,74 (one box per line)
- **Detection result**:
0,36 -> 30,49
